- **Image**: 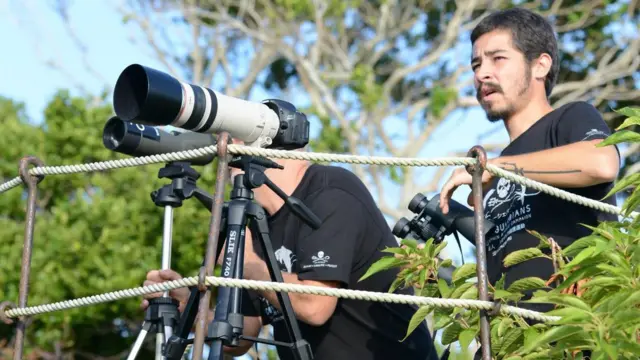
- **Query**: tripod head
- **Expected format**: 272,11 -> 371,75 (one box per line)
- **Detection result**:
151,161 -> 214,211
228,155 -> 321,229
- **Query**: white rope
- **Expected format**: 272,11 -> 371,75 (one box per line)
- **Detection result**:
0,144 -> 635,218
3,275 -> 560,323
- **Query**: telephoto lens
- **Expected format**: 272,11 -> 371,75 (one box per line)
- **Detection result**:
112,64 -> 280,148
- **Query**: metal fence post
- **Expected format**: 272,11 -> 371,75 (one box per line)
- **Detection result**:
192,133 -> 231,360
466,145 -> 492,360
12,156 -> 45,360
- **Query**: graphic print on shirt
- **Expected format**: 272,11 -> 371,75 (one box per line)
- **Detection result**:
483,177 -> 541,256
302,250 -> 337,270
275,245 -> 297,273
260,245 -> 297,324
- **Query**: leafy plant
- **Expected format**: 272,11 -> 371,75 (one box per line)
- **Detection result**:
360,106 -> 640,360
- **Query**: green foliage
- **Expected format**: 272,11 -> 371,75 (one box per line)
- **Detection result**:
0,91 -> 221,358
361,107 -> 640,359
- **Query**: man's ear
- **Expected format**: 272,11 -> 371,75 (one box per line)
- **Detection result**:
533,53 -> 552,80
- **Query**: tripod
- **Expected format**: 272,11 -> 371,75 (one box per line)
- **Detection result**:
127,161 -> 215,360
162,155 -> 321,360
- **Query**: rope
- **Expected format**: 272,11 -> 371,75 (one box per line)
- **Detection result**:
0,143 -> 635,329
0,144 -> 635,218
3,275 -> 561,324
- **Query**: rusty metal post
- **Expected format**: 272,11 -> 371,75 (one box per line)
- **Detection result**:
466,145 -> 492,360
13,156 -> 45,360
192,133 -> 231,360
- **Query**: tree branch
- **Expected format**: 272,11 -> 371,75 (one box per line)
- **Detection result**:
381,0 -> 479,97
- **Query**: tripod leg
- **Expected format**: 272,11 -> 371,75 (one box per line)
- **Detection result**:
208,220 -> 248,360
156,332 -> 164,359
127,321 -> 153,360
249,211 -> 313,360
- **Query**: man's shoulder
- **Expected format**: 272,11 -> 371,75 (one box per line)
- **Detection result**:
550,101 -> 604,121
303,164 -> 371,197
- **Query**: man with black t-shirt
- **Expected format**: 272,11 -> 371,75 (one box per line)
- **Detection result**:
439,8 -> 620,300
141,145 -> 440,360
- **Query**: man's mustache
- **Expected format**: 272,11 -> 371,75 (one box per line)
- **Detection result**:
477,83 -> 503,99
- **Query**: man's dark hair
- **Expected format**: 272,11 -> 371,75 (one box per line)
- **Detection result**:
471,7 -> 560,97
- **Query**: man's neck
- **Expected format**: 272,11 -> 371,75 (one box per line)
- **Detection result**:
503,98 -> 554,142
256,162 -> 310,215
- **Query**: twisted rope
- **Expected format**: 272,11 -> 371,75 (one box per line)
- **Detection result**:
1,144 -> 635,218
3,275 -> 561,323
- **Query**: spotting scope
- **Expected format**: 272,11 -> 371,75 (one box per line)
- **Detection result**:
102,116 -> 217,166
112,64 -> 310,150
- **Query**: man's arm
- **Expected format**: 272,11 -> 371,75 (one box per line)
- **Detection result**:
242,188 -> 361,327
244,261 -> 340,326
440,102 -> 619,214
489,138 -> 619,188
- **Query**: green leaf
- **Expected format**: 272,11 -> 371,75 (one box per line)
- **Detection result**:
402,305 -> 432,341
596,129 -> 640,147
433,241 -> 448,257
499,328 -> 524,356
503,248 -> 546,267
507,277 -> 548,293
358,256 -> 407,281
579,276 -> 627,290
449,282 -> 475,299
493,289 -> 515,300
439,258 -> 453,268
603,173 -> 640,200
381,247 -> 406,255
521,325 -> 585,353
545,307 -> 592,325
528,293 -> 592,312
497,317 -> 513,337
441,322 -> 464,345
438,278 -> 451,298
562,246 -> 599,270
621,185 -> 640,217
400,238 -> 419,249
563,234 -> 607,256
451,263 -> 476,283
420,283 -> 439,298
458,328 -> 477,350
615,116 -> 640,130
459,285 -> 478,299
614,106 -> 640,118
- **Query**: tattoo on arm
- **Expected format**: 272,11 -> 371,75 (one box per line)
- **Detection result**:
499,162 -> 582,176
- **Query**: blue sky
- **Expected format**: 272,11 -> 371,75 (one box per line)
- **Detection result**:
1,2 -> 634,358
0,1 -> 512,265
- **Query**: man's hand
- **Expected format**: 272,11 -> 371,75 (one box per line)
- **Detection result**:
141,269 -> 190,312
439,166 -> 493,214
216,226 -> 262,267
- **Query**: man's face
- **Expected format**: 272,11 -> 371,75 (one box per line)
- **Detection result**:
471,30 -> 532,122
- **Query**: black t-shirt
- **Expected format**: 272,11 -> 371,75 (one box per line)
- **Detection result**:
240,164 -> 439,360
482,101 -> 619,295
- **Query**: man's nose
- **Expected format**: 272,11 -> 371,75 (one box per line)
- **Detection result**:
474,63 -> 494,83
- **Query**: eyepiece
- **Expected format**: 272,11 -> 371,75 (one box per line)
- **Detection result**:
408,193 -> 428,214
103,116 -> 127,150
392,217 -> 412,238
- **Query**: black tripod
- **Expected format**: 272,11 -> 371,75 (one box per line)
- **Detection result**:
127,161 -> 215,360
162,155 -> 321,360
